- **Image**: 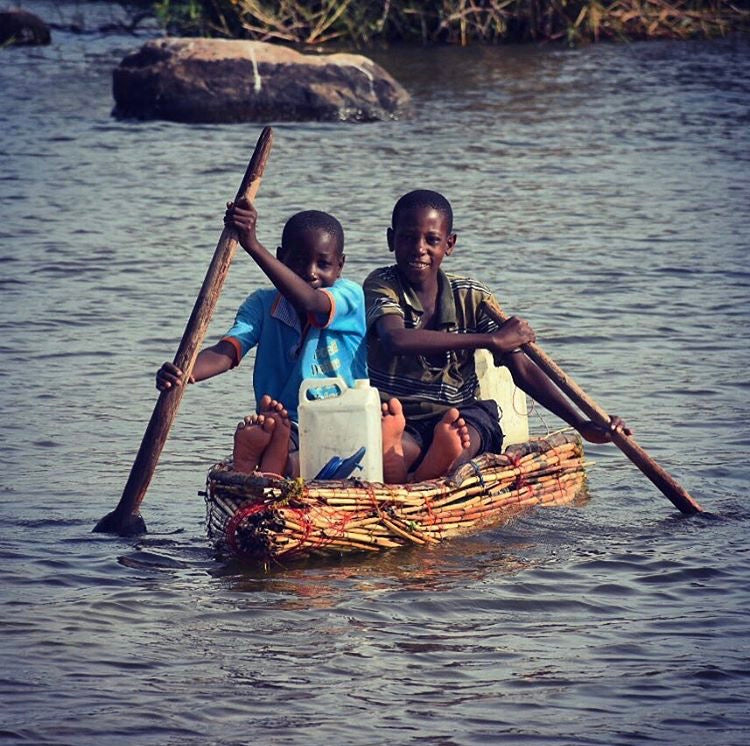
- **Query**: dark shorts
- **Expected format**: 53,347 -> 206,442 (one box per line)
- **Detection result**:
405,399 -> 504,460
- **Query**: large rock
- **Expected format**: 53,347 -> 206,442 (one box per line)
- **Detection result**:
112,37 -> 411,123
0,9 -> 51,46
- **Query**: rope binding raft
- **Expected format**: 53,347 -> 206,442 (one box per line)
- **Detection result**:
204,430 -> 588,564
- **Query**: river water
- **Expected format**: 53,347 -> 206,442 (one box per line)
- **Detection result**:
1,2 -> 749,744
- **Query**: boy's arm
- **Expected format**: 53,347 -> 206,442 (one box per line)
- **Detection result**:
226,198 -> 331,318
156,340 -> 235,390
504,351 -> 628,443
374,313 -> 534,357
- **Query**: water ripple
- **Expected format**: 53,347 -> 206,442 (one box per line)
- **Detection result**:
0,8 -> 748,746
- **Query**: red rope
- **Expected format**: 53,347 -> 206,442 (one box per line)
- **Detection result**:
508,452 -> 528,490
284,506 -> 316,548
423,492 -> 437,525
367,483 -> 380,514
225,503 -> 269,554
282,502 -> 355,556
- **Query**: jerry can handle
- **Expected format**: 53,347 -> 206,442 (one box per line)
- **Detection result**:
298,376 -> 348,403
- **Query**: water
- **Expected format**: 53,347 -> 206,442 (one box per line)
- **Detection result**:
2,3 -> 749,743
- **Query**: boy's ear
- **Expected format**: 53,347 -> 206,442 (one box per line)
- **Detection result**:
276,245 -> 285,261
338,253 -> 345,275
445,232 -> 457,255
386,227 -> 394,252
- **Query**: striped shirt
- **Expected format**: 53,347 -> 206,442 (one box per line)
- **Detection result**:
364,265 -> 504,421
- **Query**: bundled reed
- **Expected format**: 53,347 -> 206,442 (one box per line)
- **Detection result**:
204,430 -> 588,564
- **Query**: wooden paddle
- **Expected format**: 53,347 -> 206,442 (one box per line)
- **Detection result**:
482,302 -> 703,515
94,127 -> 274,536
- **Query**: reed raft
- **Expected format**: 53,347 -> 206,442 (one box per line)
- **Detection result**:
204,430 -> 587,563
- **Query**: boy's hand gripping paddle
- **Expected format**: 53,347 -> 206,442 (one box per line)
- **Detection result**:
94,127 -> 274,536
482,301 -> 703,515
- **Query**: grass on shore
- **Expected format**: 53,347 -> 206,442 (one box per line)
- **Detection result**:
147,0 -> 749,45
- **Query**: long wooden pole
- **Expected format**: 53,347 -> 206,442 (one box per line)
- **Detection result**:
482,302 -> 703,514
94,127 -> 274,536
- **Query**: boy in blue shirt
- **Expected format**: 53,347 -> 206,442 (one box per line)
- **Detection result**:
157,197 -> 367,476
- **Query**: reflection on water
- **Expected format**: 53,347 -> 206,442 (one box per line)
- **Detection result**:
1,2 -> 749,744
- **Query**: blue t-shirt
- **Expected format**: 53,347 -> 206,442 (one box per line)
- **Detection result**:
222,278 -> 368,421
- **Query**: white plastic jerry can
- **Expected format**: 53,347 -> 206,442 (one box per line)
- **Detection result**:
474,349 -> 529,447
298,378 -> 383,482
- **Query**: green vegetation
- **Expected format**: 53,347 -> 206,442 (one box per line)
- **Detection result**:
132,0 -> 749,45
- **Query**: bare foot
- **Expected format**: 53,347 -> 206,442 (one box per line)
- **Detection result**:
412,408 -> 471,482
233,414 -> 275,473
382,398 -> 410,484
258,396 -> 291,476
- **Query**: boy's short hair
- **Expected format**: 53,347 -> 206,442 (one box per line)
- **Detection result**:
281,210 -> 345,255
392,190 -> 453,233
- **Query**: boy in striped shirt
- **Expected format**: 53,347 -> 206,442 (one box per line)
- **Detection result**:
365,190 -> 627,483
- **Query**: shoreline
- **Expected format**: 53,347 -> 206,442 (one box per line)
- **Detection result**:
11,0 -> 749,48
148,0 -> 749,47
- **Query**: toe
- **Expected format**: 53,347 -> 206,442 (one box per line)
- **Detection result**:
258,394 -> 272,411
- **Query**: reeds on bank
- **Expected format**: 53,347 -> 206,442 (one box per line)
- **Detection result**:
151,0 -> 748,45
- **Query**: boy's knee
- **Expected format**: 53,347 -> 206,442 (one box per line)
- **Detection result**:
401,432 -> 421,467
287,450 -> 300,478
465,424 -> 483,458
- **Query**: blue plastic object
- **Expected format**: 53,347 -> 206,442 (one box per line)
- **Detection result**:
314,457 -> 343,480
314,447 -> 366,480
